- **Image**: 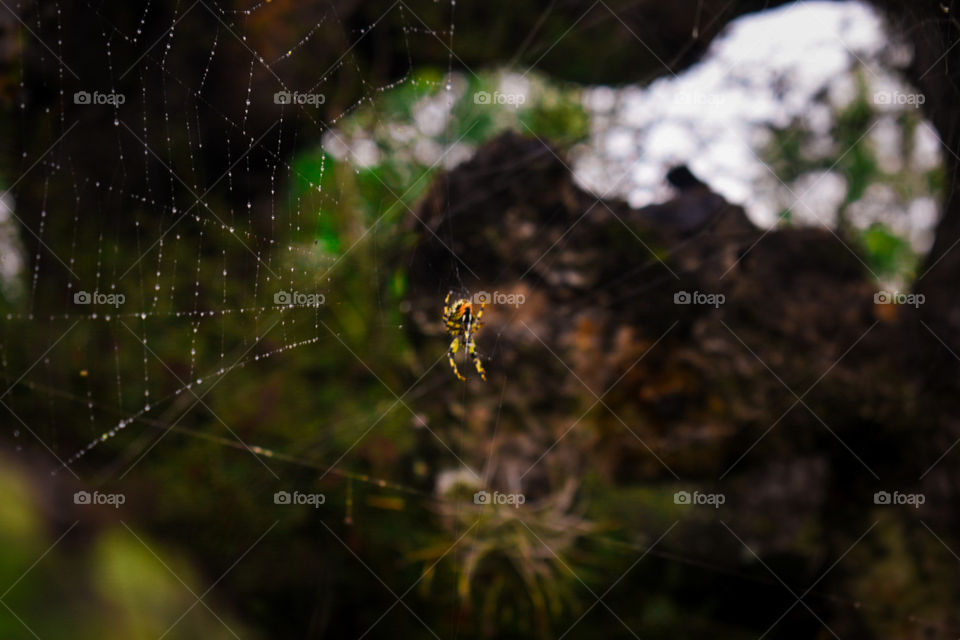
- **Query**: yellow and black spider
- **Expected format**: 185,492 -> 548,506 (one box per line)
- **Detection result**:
443,291 -> 487,381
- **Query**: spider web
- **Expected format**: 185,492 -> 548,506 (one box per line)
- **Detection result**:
1,0 -> 958,637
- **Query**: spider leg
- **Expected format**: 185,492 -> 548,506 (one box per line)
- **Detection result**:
447,336 -> 466,381
467,336 -> 487,381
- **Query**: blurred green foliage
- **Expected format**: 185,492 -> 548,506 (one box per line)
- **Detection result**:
0,463 -> 248,639
763,68 -> 943,285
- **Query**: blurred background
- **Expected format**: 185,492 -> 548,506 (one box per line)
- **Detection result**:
1,0 -> 959,637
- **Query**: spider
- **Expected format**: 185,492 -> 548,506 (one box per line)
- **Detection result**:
443,291 -> 487,381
